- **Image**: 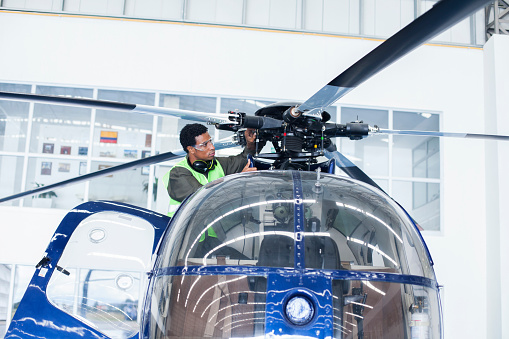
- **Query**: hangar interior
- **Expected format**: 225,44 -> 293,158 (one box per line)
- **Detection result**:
0,1 -> 508,338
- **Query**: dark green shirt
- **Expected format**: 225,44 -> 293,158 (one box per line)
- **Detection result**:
168,148 -> 255,202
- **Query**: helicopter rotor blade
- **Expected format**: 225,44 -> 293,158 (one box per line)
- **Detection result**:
0,91 -> 236,124
297,0 -> 492,118
325,145 -> 426,230
373,128 -> 509,141
0,137 -> 240,204
324,146 -> 385,193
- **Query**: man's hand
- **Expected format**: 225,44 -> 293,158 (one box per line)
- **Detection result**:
245,128 -> 257,150
241,158 -> 257,172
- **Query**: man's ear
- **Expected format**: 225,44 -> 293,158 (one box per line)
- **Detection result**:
187,146 -> 195,154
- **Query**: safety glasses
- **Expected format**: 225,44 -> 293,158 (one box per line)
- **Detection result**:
193,138 -> 214,151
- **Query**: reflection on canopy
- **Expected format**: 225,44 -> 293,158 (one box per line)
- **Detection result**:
147,171 -> 439,338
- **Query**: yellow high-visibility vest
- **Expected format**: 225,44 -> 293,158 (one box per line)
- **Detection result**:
163,157 -> 225,218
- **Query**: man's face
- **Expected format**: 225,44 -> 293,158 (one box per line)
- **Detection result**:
191,132 -> 215,161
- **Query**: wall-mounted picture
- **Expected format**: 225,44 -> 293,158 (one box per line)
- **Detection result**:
141,166 -> 150,175
100,130 -> 118,144
145,134 -> 152,147
99,151 -> 116,158
42,143 -> 54,154
98,164 -> 113,177
79,162 -> 87,175
60,146 -> 71,155
58,163 -> 70,172
78,147 -> 88,156
41,162 -> 52,175
124,149 -> 138,158
142,150 -> 151,158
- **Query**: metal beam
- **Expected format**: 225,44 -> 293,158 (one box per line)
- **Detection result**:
486,0 -> 509,39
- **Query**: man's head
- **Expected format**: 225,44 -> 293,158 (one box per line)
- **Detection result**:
180,123 -> 215,161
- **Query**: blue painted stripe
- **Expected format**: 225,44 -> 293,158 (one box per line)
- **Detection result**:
100,137 -> 117,142
154,265 -> 437,289
292,171 -> 305,270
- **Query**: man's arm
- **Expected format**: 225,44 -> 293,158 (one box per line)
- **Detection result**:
217,129 -> 258,175
168,166 -> 204,202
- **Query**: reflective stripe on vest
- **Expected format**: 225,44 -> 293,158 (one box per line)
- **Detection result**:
165,157 -> 225,217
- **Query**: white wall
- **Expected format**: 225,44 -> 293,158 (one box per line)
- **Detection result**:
484,34 -> 509,339
0,10 -> 503,338
0,206 -> 66,265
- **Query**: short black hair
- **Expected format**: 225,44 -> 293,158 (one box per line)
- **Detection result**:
180,123 -> 208,153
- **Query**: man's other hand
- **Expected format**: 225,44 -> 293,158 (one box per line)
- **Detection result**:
241,158 -> 257,172
245,128 -> 257,150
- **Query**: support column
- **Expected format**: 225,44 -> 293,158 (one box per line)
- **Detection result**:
484,33 -> 509,339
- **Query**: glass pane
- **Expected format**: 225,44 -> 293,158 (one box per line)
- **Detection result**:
393,111 -> 439,131
427,182 -> 440,204
434,15 -> 471,45
187,0 -> 243,25
0,264 -> 11,331
303,0 -> 323,31
322,0 -> 360,35
340,107 -> 389,176
149,274 -> 267,337
367,0 -> 410,37
268,0 -> 297,29
427,137 -> 439,154
412,142 -> 427,164
126,0 -> 183,20
0,156 -> 24,206
24,158 -> 86,209
3,0 -> 52,10
219,98 -> 275,144
89,161 -> 148,207
63,0 -> 124,15
154,165 -> 172,215
392,180 -> 440,231
332,281 -> 441,339
245,0 -> 270,26
0,83 -> 31,153
374,178 -> 388,193
160,171 -> 433,278
47,268 -> 142,338
413,182 -> 427,208
46,211 -> 156,339
393,111 -> 439,178
220,98 -> 274,116
428,151 -> 440,179
157,94 -> 216,154
245,0 -> 298,29
186,0 -> 217,22
413,158 -> 427,177
29,86 -> 93,154
149,277 -> 440,338
475,10 -> 485,45
420,0 -> 475,45
216,0 -> 244,24
11,265 -> 36,320
94,90 -> 154,160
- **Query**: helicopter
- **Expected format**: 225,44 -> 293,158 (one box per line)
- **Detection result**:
1,0 -> 507,337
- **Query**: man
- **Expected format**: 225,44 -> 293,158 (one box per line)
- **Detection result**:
163,123 -> 257,216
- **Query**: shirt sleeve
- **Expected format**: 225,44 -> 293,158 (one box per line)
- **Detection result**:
168,166 -> 204,203
217,147 -> 255,175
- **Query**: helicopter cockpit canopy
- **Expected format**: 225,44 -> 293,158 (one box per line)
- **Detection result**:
147,171 -> 440,338
158,170 -> 433,280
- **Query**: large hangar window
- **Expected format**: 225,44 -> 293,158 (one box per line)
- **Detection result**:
0,81 -> 441,231
0,0 -> 485,46
339,106 -> 441,231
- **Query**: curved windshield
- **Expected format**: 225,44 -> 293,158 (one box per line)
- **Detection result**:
157,171 -> 433,279
47,211 -> 156,339
148,276 -> 440,338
